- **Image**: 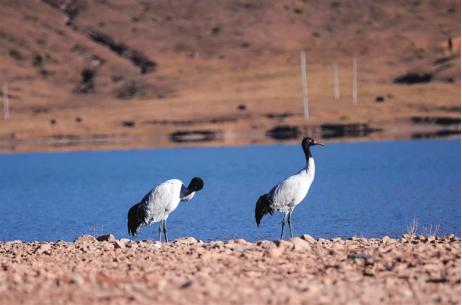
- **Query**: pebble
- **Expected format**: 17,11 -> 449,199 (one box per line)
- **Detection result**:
36,244 -> 52,255
69,273 -> 84,285
289,237 -> 311,252
301,234 -> 316,243
209,241 -> 224,248
274,240 -> 292,249
265,248 -> 283,258
256,240 -> 276,249
74,235 -> 97,244
113,240 -> 126,249
96,234 -> 116,242
174,237 -> 198,245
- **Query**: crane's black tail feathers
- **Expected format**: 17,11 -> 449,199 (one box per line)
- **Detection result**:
255,194 -> 274,227
127,203 -> 145,236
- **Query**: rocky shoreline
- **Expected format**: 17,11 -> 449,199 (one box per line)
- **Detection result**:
0,234 -> 460,305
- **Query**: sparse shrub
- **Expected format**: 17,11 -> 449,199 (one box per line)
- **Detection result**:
407,217 -> 419,237
242,3 -> 257,9
82,69 -> 95,83
116,81 -> 144,99
394,73 -> 432,84
211,26 -> 221,35
141,3 -> 150,13
31,107 -> 49,114
9,49 -> 22,60
122,120 -> 135,127
32,54 -> 43,67
36,38 -> 46,46
72,44 -> 86,54
293,8 -> 303,14
331,1 -> 341,8
74,68 -> 95,94
405,218 -> 442,238
422,224 -> 441,237
112,75 -> 123,82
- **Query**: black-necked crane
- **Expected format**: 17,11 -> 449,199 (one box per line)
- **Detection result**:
255,137 -> 323,239
128,177 -> 204,242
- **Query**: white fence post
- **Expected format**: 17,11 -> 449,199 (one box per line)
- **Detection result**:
333,63 -> 340,100
300,50 -> 309,121
3,82 -> 9,120
352,57 -> 358,105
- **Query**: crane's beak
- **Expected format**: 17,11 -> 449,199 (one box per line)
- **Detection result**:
313,140 -> 324,146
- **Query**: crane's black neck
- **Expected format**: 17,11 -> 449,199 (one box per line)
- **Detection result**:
303,145 -> 312,164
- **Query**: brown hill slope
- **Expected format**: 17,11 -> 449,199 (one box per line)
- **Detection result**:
0,0 -> 459,151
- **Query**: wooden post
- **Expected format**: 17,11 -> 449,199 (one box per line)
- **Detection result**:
300,50 -> 309,121
352,57 -> 358,105
333,63 -> 340,100
3,82 -> 9,120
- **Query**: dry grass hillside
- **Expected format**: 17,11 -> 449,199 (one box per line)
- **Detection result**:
0,0 -> 460,151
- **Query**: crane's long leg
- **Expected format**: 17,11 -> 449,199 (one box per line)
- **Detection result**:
280,213 -> 287,240
163,219 -> 169,242
288,210 -> 294,238
158,221 -> 163,242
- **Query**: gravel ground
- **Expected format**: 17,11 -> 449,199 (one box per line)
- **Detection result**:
0,234 -> 460,305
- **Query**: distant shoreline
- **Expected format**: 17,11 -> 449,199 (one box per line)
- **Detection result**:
0,122 -> 459,153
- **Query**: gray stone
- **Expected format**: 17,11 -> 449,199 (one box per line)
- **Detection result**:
74,235 -> 97,244
274,240 -> 292,249
119,238 -> 131,244
301,234 -> 316,243
290,237 -> 311,252
256,240 -> 276,249
36,243 -> 52,255
113,240 -> 126,249
174,237 -> 198,245
96,234 -> 116,242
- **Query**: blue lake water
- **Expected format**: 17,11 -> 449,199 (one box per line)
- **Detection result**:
0,139 -> 460,242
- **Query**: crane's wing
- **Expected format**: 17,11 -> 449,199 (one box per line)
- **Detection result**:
128,180 -> 183,236
268,174 -> 307,209
141,180 -> 183,222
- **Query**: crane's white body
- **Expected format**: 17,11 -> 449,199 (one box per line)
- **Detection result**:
128,177 -> 203,240
268,158 -> 315,213
255,137 -> 322,239
141,179 -> 194,224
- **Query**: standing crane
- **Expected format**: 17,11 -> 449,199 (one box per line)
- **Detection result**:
128,177 -> 204,242
255,137 -> 323,239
